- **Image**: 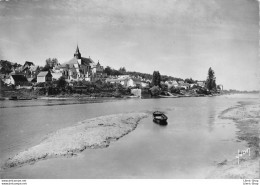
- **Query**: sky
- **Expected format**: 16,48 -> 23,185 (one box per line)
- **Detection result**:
0,0 -> 259,90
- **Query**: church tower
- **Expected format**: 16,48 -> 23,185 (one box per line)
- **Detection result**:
74,45 -> 81,59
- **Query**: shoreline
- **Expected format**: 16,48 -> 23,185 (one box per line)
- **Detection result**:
208,102 -> 260,179
1,112 -> 148,169
0,92 -> 223,101
1,89 -> 258,101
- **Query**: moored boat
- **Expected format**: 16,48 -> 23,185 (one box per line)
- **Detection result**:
153,111 -> 168,125
9,96 -> 18,100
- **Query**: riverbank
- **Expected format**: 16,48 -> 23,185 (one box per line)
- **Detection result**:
0,91 -> 222,101
208,102 -> 260,178
2,112 -> 148,169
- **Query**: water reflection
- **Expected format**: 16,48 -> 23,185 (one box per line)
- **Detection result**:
205,97 -> 217,132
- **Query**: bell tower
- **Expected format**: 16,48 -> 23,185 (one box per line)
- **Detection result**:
74,45 -> 81,59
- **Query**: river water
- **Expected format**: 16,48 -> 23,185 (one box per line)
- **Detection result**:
0,94 -> 258,178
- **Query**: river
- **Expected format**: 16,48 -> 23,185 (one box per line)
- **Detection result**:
0,94 -> 258,178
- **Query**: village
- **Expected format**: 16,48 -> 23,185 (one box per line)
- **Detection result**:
0,45 -> 223,99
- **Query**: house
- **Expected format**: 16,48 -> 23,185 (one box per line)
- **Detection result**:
106,78 -> 127,86
10,74 -> 28,86
30,65 -> 40,78
1,74 -> 12,85
22,61 -> 40,78
197,81 -> 206,87
11,63 -> 23,74
179,82 -> 190,89
105,77 -> 142,87
165,80 -> 178,89
141,81 -> 149,88
23,61 -> 34,69
126,78 -> 141,87
37,71 -> 52,83
189,83 -> 197,88
92,61 -> 104,78
51,72 -> 63,81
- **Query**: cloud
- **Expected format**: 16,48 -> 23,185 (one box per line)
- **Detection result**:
0,0 -> 224,25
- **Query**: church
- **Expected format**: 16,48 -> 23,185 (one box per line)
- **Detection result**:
58,46 -> 104,81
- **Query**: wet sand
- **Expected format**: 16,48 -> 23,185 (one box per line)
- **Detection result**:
2,112 -> 148,169
208,102 -> 260,178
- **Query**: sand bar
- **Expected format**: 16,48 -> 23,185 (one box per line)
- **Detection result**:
208,103 -> 260,178
2,112 -> 148,169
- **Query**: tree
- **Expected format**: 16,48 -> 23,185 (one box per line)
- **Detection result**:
205,67 -> 217,91
150,86 -> 161,96
152,71 -> 161,87
43,58 -> 59,71
169,86 -> 180,94
119,67 -> 126,74
0,60 -> 13,74
57,76 -> 67,89
104,66 -> 112,76
161,83 -> 168,92
161,75 -> 169,82
184,78 -> 195,84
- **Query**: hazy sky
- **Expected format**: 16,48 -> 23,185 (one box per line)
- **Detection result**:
0,0 -> 259,90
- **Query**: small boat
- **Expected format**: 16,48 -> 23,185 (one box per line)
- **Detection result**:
9,96 -> 18,100
153,111 -> 168,125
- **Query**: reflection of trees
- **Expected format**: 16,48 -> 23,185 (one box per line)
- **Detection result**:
206,98 -> 217,132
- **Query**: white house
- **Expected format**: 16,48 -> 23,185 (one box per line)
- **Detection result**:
106,77 -> 142,88
37,71 -> 52,83
2,75 -> 12,85
165,80 -> 178,88
126,78 -> 141,87
179,83 -> 190,89
106,78 -> 127,86
197,81 -> 205,87
51,72 -> 63,81
189,83 -> 196,88
141,81 -> 149,88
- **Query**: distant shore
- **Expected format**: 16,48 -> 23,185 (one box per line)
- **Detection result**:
0,91 -> 224,101
1,84 -> 258,101
208,102 -> 260,179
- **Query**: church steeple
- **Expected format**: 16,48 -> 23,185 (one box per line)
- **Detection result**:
74,45 -> 81,59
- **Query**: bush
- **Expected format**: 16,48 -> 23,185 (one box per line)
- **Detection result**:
35,82 -> 46,87
169,86 -> 180,94
150,86 -> 161,96
196,87 -> 211,95
160,83 -> 168,91
57,77 -> 67,89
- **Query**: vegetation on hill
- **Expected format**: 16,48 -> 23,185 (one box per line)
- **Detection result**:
104,66 -> 184,82
0,60 -> 22,75
1,58 -> 240,99
33,77 -> 132,98
42,58 -> 59,71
